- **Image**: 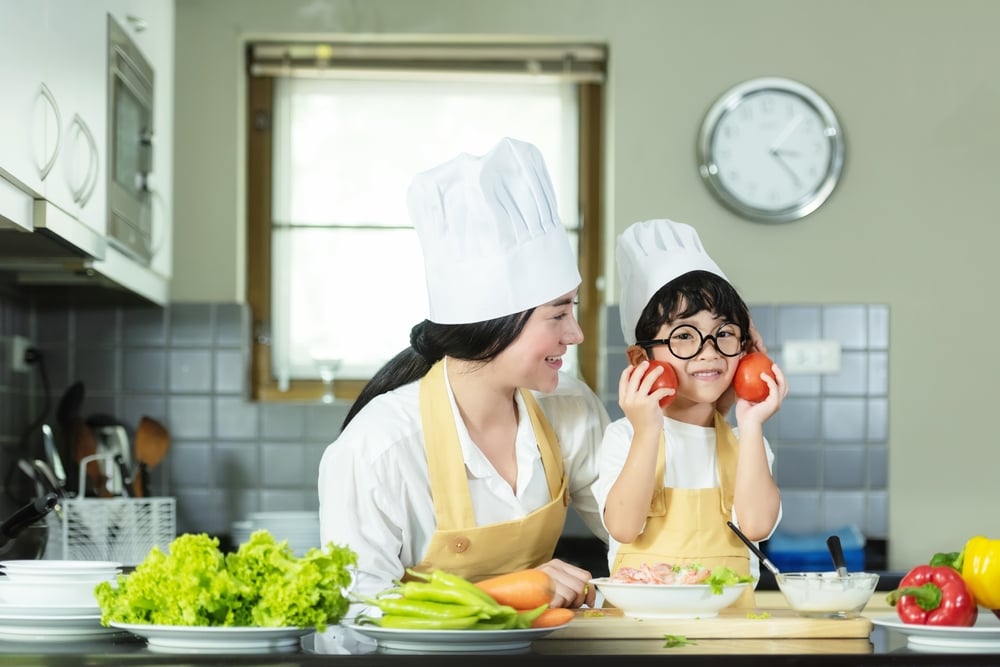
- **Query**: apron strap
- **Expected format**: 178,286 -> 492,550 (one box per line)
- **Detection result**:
419,360 -> 476,529
418,360 -> 568,531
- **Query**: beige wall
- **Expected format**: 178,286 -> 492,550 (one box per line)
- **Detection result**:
173,0 -> 1000,569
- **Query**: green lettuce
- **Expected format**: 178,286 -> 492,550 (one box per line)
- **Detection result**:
95,530 -> 357,631
705,566 -> 754,595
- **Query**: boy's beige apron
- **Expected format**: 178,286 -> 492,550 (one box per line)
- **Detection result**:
610,411 -> 755,607
407,360 -> 569,582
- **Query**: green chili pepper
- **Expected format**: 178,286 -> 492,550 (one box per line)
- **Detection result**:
411,569 -> 501,606
364,596 -> 485,620
377,614 -> 480,630
514,603 -> 550,629
392,581 -> 494,609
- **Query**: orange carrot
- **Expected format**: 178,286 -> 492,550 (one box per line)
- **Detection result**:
475,569 -> 554,609
529,607 -> 575,628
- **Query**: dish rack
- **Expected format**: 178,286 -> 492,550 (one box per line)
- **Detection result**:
50,496 -> 176,566
43,452 -> 176,565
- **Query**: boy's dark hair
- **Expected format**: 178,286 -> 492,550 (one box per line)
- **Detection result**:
341,310 -> 533,430
633,270 -> 751,346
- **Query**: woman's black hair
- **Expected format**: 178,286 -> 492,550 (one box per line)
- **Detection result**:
633,270 -> 751,347
340,309 -> 534,430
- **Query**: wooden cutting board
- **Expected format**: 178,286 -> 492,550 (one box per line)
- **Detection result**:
545,607 -> 873,640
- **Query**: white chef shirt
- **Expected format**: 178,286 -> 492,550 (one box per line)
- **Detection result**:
318,360 -> 610,604
593,416 -> 781,580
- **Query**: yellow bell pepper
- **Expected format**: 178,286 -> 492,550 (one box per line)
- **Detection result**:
961,535 -> 1000,610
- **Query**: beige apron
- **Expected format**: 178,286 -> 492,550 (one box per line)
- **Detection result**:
407,360 -> 569,582
610,411 -> 755,607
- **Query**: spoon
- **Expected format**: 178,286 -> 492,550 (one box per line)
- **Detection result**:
726,520 -> 781,578
827,534 -> 849,579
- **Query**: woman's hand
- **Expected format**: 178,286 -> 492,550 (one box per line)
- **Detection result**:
536,559 -> 596,608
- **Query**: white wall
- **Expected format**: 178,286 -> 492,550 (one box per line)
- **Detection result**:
172,0 -> 1000,569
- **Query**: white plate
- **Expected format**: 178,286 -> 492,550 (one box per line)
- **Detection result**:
109,623 -> 313,654
0,560 -> 122,583
0,603 -> 99,617
343,622 -> 568,652
0,613 -> 121,643
871,612 -> 1000,652
0,559 -> 121,570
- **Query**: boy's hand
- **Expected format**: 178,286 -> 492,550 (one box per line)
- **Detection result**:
734,360 -> 788,425
619,360 -> 671,436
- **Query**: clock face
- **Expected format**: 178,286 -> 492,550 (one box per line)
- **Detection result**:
698,78 -> 844,223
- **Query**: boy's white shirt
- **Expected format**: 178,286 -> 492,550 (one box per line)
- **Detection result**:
593,415 -> 781,579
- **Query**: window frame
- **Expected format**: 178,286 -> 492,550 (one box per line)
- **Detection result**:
246,41 -> 605,403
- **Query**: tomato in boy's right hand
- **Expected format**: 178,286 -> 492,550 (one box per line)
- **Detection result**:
733,352 -> 776,402
633,360 -> 678,408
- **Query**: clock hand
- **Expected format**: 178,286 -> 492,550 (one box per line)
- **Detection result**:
769,114 -> 803,152
771,147 -> 802,158
769,148 -> 801,187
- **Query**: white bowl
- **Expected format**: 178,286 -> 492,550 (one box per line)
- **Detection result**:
0,578 -> 108,607
776,571 -> 879,619
590,577 -> 747,619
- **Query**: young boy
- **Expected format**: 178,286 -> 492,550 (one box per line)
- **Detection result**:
594,218 -> 787,607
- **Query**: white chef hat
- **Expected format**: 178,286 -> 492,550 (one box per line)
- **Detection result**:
408,137 -> 581,324
617,218 -> 728,345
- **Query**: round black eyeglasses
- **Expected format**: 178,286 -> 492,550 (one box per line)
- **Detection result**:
637,323 -> 746,360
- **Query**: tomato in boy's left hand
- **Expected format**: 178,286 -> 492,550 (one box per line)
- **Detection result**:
634,360 -> 678,408
733,352 -> 776,402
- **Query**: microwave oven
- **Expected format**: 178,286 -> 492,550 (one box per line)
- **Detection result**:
107,15 -> 154,265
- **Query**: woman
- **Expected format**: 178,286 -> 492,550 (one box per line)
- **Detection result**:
318,138 -> 609,614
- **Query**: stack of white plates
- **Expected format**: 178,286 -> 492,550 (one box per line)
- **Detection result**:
232,511 -> 320,557
0,559 -> 125,642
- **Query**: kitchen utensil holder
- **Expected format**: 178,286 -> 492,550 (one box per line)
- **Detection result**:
51,496 -> 176,566
53,496 -> 176,565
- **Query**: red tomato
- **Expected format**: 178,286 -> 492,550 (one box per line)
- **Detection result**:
733,352 -> 776,402
632,360 -> 678,408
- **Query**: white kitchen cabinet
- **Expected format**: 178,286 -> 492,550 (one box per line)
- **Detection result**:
0,1 -> 49,220
43,0 -> 109,237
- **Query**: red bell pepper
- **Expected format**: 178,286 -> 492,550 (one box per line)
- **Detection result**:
886,564 -> 978,626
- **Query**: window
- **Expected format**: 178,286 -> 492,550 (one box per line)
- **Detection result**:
247,40 -> 605,402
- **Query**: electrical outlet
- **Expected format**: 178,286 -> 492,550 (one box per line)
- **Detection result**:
11,335 -> 31,373
782,339 -> 841,374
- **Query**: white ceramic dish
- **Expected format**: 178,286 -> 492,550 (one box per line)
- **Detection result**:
776,571 -> 879,619
0,559 -> 122,574
0,613 -> 122,642
0,603 -> 101,617
343,622 -> 568,652
588,577 -> 746,619
110,623 -> 313,654
871,613 -> 1000,652
0,579 -> 105,607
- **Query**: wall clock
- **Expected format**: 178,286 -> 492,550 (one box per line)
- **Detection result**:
697,77 -> 845,223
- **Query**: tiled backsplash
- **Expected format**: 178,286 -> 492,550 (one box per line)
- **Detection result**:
601,304 -> 889,539
0,293 -> 888,543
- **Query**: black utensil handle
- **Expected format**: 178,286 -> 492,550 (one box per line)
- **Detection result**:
0,493 -> 59,540
827,535 -> 848,570
726,520 -> 781,577
114,454 -> 134,497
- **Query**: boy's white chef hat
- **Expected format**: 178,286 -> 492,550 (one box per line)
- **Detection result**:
408,137 -> 581,324
617,218 -> 728,345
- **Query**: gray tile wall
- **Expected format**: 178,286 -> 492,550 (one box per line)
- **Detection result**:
0,297 -> 888,543
601,303 -> 889,539
0,286 -> 35,517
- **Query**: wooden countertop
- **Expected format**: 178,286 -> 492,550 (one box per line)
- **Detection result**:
546,607 -> 872,641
